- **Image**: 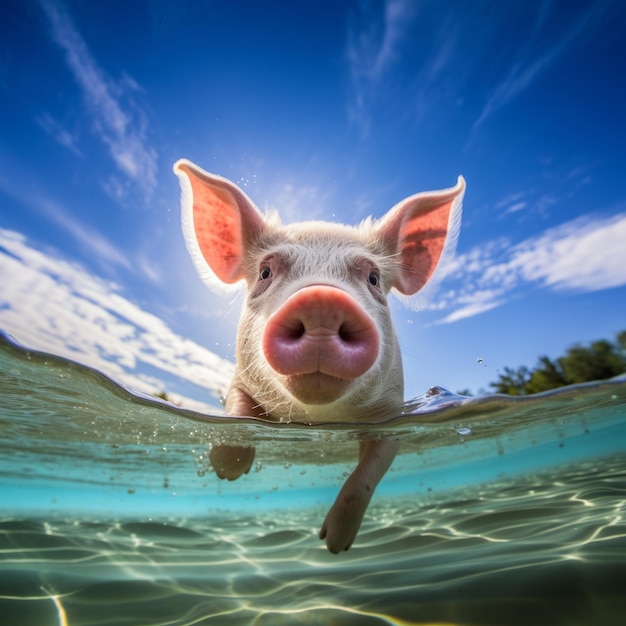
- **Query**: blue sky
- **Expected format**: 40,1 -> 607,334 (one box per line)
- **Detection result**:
1,0 -> 625,408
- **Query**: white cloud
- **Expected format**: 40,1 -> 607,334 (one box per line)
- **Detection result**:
0,229 -> 234,411
38,0 -> 157,196
503,201 -> 528,215
436,298 -> 505,325
495,191 -> 526,210
434,211 -> 626,323
513,214 -> 626,291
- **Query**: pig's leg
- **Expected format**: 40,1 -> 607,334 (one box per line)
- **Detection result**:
209,388 -> 259,481
209,445 -> 255,481
319,437 -> 400,553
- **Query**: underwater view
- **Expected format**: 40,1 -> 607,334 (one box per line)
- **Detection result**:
1,330 -> 625,625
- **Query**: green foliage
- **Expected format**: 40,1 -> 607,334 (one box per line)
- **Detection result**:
490,331 -> 626,395
489,366 -> 531,395
525,356 -> 567,394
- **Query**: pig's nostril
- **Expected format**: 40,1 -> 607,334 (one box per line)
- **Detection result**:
338,324 -> 352,343
284,321 -> 305,340
285,320 -> 356,343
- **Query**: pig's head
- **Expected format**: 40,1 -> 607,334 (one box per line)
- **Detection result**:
174,159 -> 465,423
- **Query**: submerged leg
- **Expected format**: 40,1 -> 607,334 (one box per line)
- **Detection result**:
319,437 -> 400,553
209,445 -> 255,480
209,388 -> 261,481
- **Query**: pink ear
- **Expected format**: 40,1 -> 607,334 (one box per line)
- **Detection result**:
174,159 -> 266,289
377,177 -> 465,295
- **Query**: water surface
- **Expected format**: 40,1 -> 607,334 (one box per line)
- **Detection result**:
1,332 -> 625,625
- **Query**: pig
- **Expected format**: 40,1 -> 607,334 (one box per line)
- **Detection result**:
174,159 -> 465,553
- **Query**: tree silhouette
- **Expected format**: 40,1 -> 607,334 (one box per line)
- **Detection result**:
560,340 -> 624,384
490,331 -> 626,395
525,356 -> 567,394
490,366 -> 531,395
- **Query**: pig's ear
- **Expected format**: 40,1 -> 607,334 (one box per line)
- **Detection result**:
376,176 -> 465,307
174,159 -> 267,293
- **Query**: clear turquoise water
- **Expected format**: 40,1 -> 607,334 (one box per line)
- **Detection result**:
1,331 -> 625,625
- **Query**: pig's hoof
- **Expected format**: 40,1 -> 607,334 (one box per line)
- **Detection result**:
319,523 -> 353,554
209,445 -> 255,481
319,492 -> 368,553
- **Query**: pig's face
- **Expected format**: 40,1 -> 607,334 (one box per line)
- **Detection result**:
235,221 -> 404,421
174,159 -> 465,423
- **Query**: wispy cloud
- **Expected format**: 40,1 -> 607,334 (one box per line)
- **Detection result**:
345,0 -> 416,134
434,210 -> 626,323
0,172 -> 131,273
267,182 -> 334,223
490,161 -> 595,222
473,1 -> 609,128
38,0 -> 157,196
35,111 -> 82,157
494,191 -> 528,216
436,295 -> 506,325
0,229 -> 233,410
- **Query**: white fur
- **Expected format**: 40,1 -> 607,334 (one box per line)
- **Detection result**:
175,159 -> 464,310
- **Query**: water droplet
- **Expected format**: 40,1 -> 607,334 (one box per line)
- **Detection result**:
197,469 -> 206,477
456,426 -> 472,436
476,357 -> 483,365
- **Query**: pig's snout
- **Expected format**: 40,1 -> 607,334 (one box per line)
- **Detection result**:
262,286 -> 379,381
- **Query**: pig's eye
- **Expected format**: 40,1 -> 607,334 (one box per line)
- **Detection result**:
259,266 -> 272,280
368,271 -> 380,287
